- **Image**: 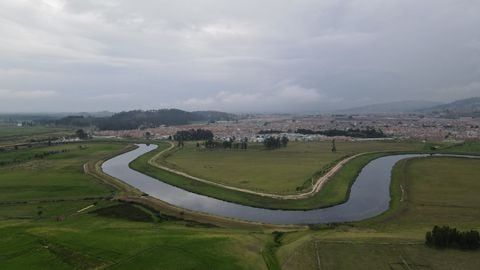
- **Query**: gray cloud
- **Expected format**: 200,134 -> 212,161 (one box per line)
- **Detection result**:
1,0 -> 479,112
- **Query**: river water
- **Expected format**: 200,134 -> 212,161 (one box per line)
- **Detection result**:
101,144 -> 474,224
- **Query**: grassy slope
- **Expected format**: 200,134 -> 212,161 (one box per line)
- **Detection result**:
0,141 -> 269,269
277,156 -> 480,270
0,217 -> 269,270
161,140 -> 425,194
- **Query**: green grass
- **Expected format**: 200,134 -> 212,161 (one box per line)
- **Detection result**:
2,130 -> 480,269
262,232 -> 283,270
0,123 -> 72,146
160,140 -> 425,194
0,216 -> 269,270
91,203 -> 156,222
0,124 -> 68,138
439,140 -> 480,154
277,156 -> 480,270
0,143 -> 127,203
0,139 -> 270,269
282,240 -> 480,270
132,142 -> 412,210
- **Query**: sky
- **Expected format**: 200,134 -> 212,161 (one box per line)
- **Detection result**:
1,0 -> 480,113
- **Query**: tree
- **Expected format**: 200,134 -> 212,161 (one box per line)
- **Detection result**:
173,129 -> 214,141
76,129 -> 89,139
331,139 -> 337,152
222,140 -> 232,149
281,135 -> 289,147
241,137 -> 248,150
264,136 -> 287,149
144,131 -> 152,140
425,225 -> 480,250
37,206 -> 43,219
177,139 -> 184,148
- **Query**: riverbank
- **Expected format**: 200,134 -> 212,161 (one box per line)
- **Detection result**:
277,156 -> 480,269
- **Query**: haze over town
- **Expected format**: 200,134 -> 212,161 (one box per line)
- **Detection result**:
1,0 -> 480,113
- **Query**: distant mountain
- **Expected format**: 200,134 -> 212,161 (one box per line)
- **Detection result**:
77,111 -> 114,118
421,97 -> 480,118
46,109 -> 237,130
339,100 -> 443,114
97,109 -> 204,130
192,111 -> 237,121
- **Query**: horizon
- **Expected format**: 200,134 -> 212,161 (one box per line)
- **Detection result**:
0,96 -> 477,115
1,1 -> 480,113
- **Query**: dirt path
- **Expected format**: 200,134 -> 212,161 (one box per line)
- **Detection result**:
147,141 -> 368,200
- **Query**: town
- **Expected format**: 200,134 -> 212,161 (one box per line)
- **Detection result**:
96,113 -> 480,142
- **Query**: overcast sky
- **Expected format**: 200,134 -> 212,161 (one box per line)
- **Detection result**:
1,0 -> 480,113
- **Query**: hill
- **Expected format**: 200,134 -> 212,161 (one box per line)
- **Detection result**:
46,109 -> 237,130
338,100 -> 442,114
192,111 -> 237,121
421,97 -> 480,118
96,109 -> 203,130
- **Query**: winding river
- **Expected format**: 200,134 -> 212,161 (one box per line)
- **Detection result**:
101,144 -> 476,225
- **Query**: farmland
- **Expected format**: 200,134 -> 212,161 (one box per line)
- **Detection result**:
157,140 -> 427,194
0,141 -> 271,269
0,123 -> 72,146
1,127 -> 479,269
277,156 -> 480,269
131,140 -> 458,210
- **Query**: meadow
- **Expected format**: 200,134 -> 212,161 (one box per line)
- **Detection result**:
277,156 -> 480,270
1,128 -> 480,269
158,140 -> 427,194
0,141 -> 272,269
0,123 -> 72,146
132,140 -> 449,210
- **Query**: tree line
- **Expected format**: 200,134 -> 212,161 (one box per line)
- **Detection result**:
204,137 -> 249,150
295,127 -> 387,138
425,225 -> 480,250
37,109 -> 236,131
263,136 -> 289,149
257,129 -> 283,134
173,129 -> 214,141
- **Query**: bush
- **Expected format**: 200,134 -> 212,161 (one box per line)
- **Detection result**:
426,225 -> 480,250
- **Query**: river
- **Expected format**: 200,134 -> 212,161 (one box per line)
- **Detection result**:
101,144 -> 475,225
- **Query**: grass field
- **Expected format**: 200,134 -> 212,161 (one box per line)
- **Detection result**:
2,127 -> 480,269
0,143 -> 128,203
0,140 -> 271,269
277,156 -> 480,270
158,140 -> 427,194
133,145 -> 402,210
133,140 -> 444,210
0,215 -> 270,270
0,123 -> 72,146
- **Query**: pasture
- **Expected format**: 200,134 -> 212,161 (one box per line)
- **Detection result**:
2,127 -> 480,269
158,140 -> 427,194
277,156 -> 480,270
133,140 -> 437,210
0,140 -> 270,269
0,123 -> 72,146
